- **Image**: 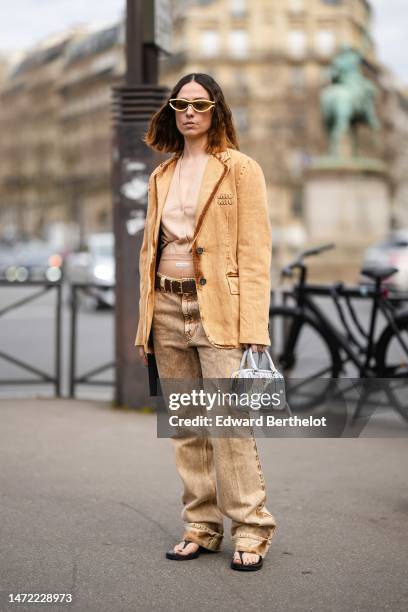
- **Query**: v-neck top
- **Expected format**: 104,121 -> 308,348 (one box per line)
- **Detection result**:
157,154 -> 210,278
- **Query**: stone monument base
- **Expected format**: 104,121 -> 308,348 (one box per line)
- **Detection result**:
303,158 -> 391,282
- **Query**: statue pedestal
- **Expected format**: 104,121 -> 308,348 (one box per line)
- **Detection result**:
303,158 -> 391,282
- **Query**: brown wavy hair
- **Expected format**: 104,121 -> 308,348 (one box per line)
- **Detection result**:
143,73 -> 240,154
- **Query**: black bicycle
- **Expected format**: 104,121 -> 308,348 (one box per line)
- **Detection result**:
268,243 -> 408,419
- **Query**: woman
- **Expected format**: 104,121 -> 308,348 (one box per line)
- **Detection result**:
135,73 -> 277,571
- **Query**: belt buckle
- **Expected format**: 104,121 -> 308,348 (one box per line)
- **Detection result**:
182,279 -> 194,295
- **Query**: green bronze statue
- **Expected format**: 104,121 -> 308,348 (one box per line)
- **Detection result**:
320,44 -> 380,156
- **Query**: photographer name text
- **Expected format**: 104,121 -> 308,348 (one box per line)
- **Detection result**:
168,415 -> 327,428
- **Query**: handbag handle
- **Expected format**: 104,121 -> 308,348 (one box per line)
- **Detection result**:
239,347 -> 277,372
239,349 -> 249,370
259,347 -> 278,372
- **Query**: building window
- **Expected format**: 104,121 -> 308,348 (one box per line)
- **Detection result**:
200,30 -> 220,57
320,66 -> 331,85
98,209 -> 108,226
263,7 -> 274,22
288,0 -> 305,14
292,188 -> 303,218
315,30 -> 335,56
232,69 -> 248,94
229,29 -> 249,58
230,0 -> 247,18
288,30 -> 307,58
291,67 -> 305,92
232,106 -> 249,132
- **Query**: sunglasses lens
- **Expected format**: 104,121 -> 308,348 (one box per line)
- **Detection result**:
169,99 -> 214,112
193,100 -> 213,111
170,99 -> 189,111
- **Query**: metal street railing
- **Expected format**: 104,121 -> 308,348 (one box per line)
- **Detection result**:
0,280 -> 62,396
69,283 -> 115,398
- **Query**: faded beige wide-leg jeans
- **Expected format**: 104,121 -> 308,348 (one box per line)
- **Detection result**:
152,281 -> 277,557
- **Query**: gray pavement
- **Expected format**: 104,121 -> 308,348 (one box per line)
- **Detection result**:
0,398 -> 407,612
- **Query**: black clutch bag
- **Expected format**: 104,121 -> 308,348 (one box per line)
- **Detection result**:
147,353 -> 161,397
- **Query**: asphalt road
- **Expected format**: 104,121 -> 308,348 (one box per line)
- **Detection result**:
1,398 -> 407,612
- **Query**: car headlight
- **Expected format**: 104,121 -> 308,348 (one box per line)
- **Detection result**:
6,266 -> 18,282
16,266 -> 29,282
46,266 -> 62,282
93,264 -> 113,281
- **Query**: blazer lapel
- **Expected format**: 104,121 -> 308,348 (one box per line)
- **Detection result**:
153,155 -> 179,241
193,154 -> 226,238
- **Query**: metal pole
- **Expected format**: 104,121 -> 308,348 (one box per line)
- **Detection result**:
126,0 -> 143,85
112,0 -> 170,408
69,285 -> 77,398
55,282 -> 62,397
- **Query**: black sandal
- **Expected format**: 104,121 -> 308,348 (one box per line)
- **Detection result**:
230,551 -> 263,571
165,539 -> 218,561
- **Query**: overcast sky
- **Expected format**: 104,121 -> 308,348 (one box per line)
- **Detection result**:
0,1 -> 407,86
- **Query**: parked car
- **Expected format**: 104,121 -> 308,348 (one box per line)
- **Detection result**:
0,240 -> 63,282
64,232 -> 115,308
0,244 -> 16,280
361,230 -> 408,292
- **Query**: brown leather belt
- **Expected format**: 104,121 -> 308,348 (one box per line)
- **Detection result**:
155,274 -> 197,294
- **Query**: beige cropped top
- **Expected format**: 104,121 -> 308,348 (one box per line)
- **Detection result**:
157,154 -> 210,279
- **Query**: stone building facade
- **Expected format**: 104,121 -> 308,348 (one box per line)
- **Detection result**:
0,1 -> 406,258
0,24 -> 124,243
165,0 -> 382,265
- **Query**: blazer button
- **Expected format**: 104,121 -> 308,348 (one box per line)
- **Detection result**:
196,246 -> 204,254
199,277 -> 206,286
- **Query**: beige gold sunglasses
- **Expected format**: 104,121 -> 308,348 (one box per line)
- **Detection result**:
169,98 -> 216,112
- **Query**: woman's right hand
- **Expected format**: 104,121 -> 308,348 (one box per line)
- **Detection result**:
136,345 -> 149,367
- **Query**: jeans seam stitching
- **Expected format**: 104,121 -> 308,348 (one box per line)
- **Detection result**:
233,534 -> 269,542
188,524 -> 223,537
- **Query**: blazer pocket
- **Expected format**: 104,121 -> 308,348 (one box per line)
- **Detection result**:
226,273 -> 240,295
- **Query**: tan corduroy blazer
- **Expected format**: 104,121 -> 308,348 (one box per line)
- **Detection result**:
134,147 -> 272,354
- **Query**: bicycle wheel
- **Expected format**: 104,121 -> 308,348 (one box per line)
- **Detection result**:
269,306 -> 342,411
376,311 -> 408,420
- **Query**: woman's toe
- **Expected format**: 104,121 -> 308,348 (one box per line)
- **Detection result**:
175,541 -> 198,555
234,552 -> 260,565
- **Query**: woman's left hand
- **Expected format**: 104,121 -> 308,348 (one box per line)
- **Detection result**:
243,344 -> 267,352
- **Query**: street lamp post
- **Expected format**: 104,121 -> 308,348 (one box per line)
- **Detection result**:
111,0 -> 170,408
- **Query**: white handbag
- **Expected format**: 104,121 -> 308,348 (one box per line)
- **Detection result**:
230,347 -> 291,414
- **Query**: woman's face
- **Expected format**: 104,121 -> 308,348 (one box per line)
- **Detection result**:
173,82 -> 214,141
